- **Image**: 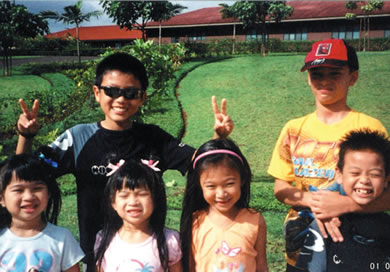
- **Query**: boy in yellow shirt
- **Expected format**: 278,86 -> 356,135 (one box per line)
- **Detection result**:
268,39 -> 389,272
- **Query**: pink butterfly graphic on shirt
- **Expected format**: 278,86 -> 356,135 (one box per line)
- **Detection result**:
215,241 -> 242,257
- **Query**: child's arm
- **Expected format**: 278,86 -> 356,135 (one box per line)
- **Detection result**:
255,213 -> 269,272
64,263 -> 81,272
274,178 -> 313,208
311,189 -> 390,219
212,96 -> 234,139
169,260 -> 183,272
16,99 -> 40,154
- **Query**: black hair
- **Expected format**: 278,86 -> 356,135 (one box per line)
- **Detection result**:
95,159 -> 169,271
337,129 -> 390,176
95,52 -> 149,91
0,154 -> 61,228
180,138 -> 252,271
343,40 -> 359,72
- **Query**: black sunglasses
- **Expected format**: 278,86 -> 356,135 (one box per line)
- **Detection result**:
98,86 -> 143,100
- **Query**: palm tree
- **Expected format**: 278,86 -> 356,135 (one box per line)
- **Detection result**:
41,1 -> 102,63
153,2 -> 186,48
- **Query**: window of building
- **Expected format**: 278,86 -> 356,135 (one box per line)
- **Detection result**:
188,33 -> 206,41
385,30 -> 390,38
332,25 -> 359,39
171,37 -> 180,43
283,28 -> 307,41
246,29 -> 268,41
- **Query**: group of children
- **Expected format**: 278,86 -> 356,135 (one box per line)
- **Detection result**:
0,38 -> 389,272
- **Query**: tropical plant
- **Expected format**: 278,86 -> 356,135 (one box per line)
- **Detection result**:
100,0 -> 181,42
0,0 -> 48,76
219,1 -> 293,56
345,0 -> 384,51
40,1 -> 102,63
153,2 -> 187,48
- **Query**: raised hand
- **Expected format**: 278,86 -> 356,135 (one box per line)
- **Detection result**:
212,96 -> 234,139
17,99 -> 40,137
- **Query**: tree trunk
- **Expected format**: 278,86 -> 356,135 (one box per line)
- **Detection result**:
76,24 -> 81,64
3,47 -> 10,76
232,23 -> 236,54
159,21 -> 162,50
261,18 -> 267,57
367,16 -> 370,51
359,17 -> 362,51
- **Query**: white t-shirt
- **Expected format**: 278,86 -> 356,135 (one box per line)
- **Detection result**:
0,223 -> 85,272
95,228 -> 182,272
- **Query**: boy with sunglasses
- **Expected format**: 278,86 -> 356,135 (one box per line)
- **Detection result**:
16,52 -> 234,271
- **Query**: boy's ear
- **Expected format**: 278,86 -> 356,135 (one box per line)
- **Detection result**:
141,91 -> 147,104
93,85 -> 100,103
335,167 -> 343,184
348,70 -> 359,87
385,174 -> 390,188
0,195 -> 4,207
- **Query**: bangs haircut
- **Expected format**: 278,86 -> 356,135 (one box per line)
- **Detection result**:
95,52 -> 149,91
96,159 -> 169,271
337,129 -> 390,176
0,154 -> 61,227
193,139 -> 251,209
181,138 -> 252,271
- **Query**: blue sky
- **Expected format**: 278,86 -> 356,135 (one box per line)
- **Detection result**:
17,1 -> 228,33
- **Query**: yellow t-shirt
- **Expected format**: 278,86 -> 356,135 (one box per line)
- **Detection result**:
267,110 -> 387,265
192,209 -> 260,272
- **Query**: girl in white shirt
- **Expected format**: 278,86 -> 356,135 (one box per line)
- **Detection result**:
0,154 -> 84,272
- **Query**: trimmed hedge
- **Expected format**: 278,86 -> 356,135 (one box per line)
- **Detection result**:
184,37 -> 390,58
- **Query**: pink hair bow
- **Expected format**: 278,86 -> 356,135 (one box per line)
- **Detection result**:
141,159 -> 161,172
106,159 -> 125,176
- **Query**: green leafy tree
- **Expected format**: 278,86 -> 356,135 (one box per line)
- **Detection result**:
220,1 -> 293,56
153,2 -> 186,47
345,0 -> 384,51
0,0 -> 48,76
101,0 -> 179,42
40,1 -> 102,63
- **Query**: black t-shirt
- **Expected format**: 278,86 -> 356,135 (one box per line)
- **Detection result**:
43,122 -> 195,262
327,213 -> 390,272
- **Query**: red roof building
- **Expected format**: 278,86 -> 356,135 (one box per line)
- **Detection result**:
46,2 -> 390,47
46,25 -> 142,47
145,1 -> 390,44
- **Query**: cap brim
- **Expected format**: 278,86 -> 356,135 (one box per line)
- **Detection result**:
300,59 -> 348,72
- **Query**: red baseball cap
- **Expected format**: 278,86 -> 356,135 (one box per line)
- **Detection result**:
301,39 -> 358,72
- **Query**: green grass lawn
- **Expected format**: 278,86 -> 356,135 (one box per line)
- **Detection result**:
3,52 -> 390,271
0,75 -> 51,98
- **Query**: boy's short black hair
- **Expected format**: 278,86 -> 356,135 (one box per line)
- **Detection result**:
95,52 -> 149,91
337,129 -> 390,176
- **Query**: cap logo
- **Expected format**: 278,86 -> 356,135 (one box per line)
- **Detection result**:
316,43 -> 332,56
311,58 -> 326,66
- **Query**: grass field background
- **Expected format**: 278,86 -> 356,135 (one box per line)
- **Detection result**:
2,51 -> 390,271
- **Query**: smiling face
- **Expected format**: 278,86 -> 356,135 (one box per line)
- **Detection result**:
0,173 -> 48,228
93,70 -> 146,130
199,162 -> 242,218
336,150 -> 387,205
111,184 -> 154,231
307,66 -> 358,109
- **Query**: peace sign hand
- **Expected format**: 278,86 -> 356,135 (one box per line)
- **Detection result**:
212,96 -> 234,139
17,99 -> 40,137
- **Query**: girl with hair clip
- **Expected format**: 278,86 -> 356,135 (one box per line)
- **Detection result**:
94,159 -> 182,272
180,138 -> 269,272
0,154 -> 84,272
